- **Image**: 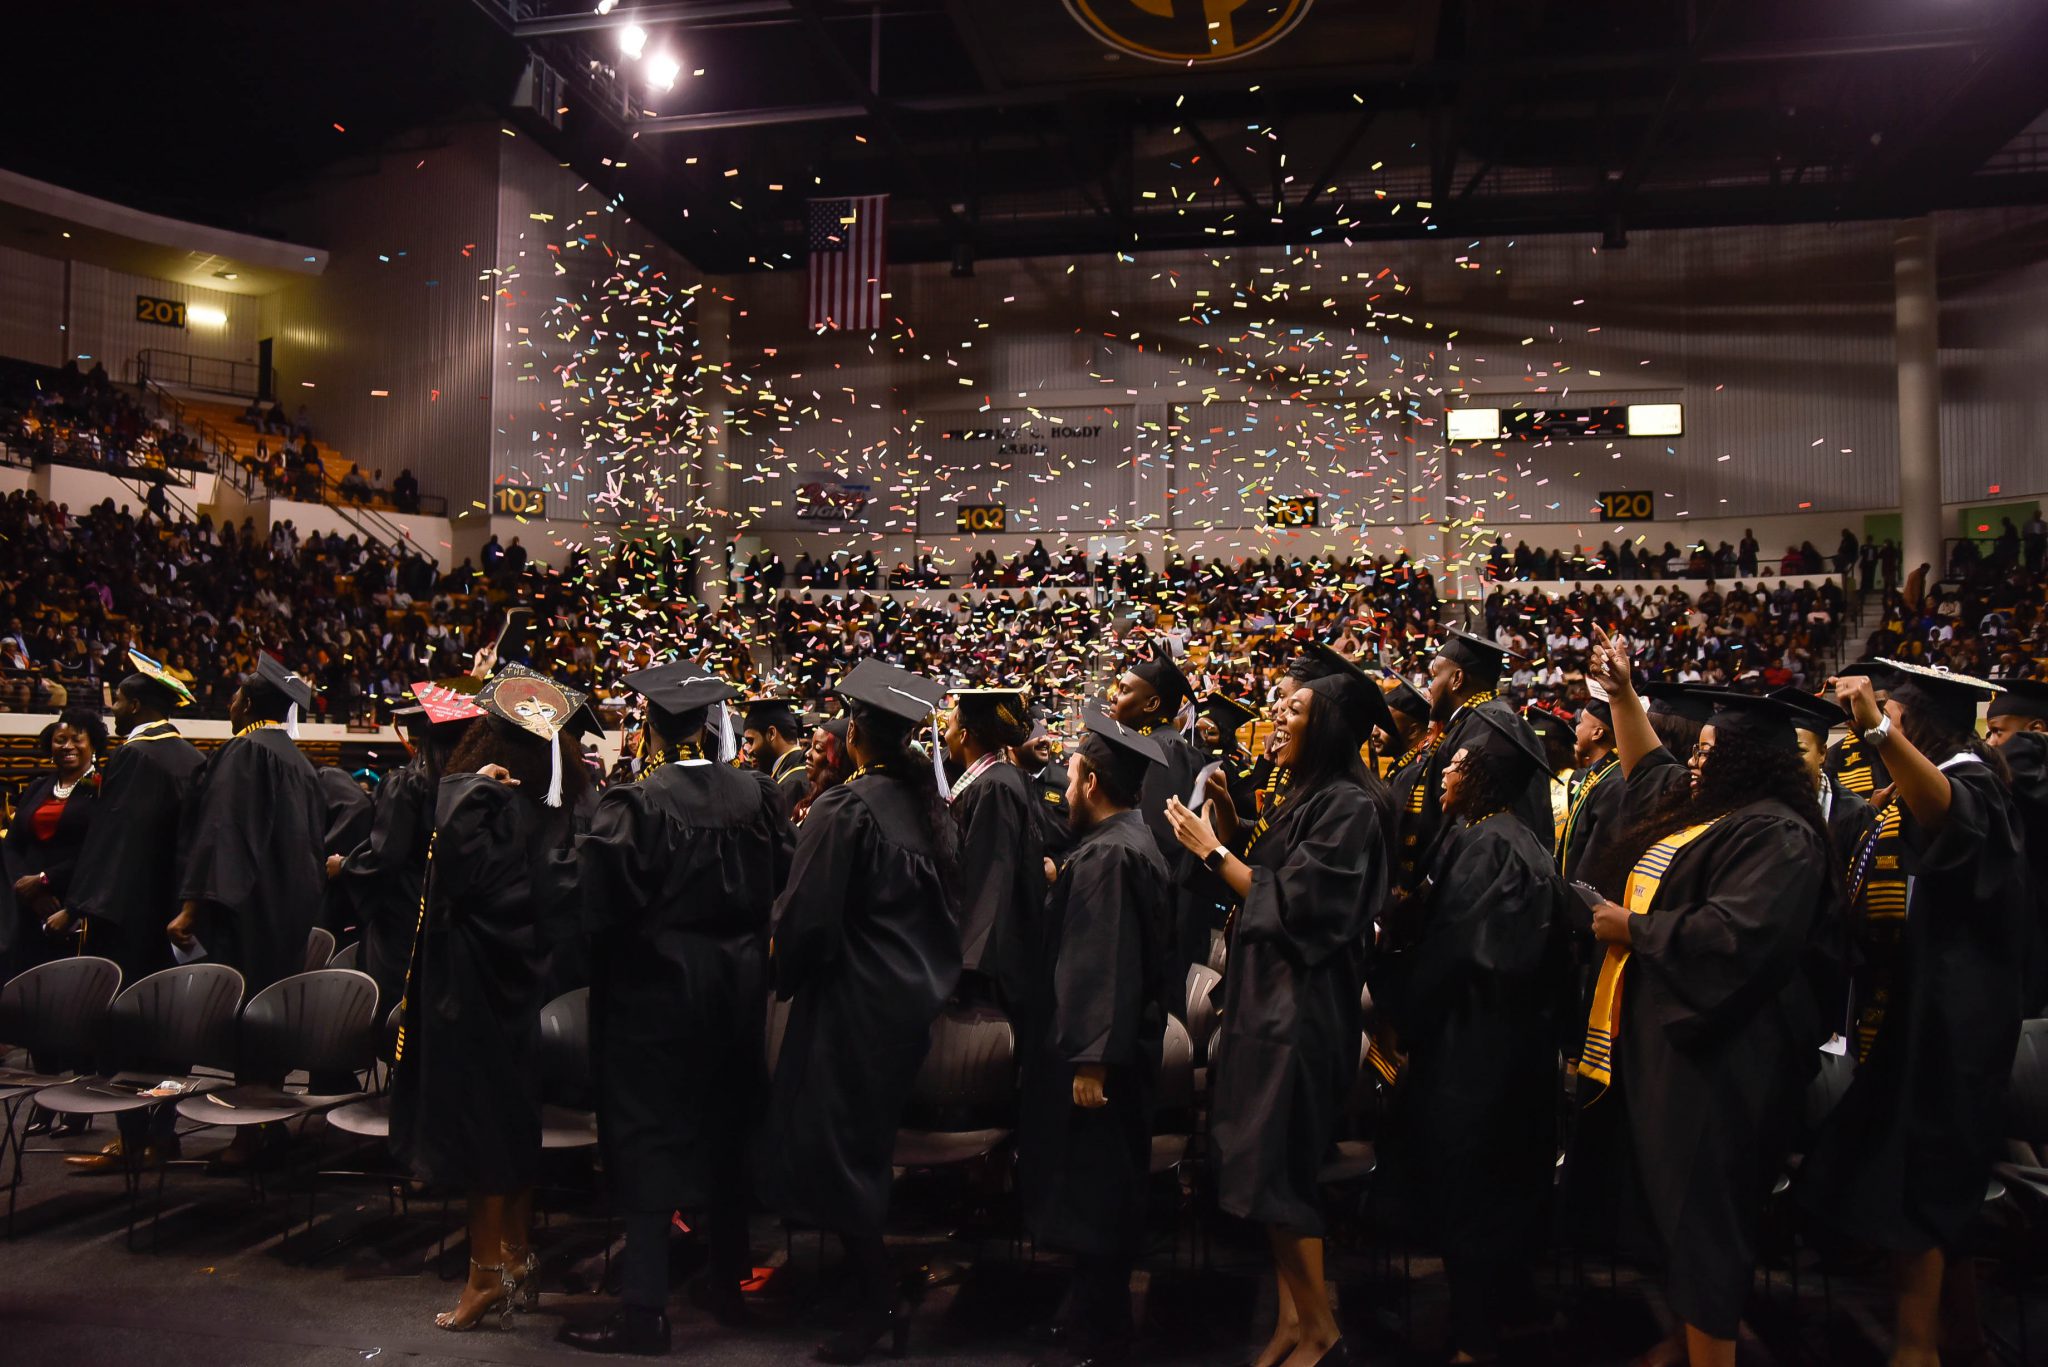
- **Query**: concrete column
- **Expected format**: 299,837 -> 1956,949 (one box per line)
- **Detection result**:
1894,218 -> 1944,595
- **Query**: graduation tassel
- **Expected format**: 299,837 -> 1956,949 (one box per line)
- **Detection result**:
1178,696 -> 1197,739
543,733 -> 565,808
715,702 -> 737,763
931,714 -> 952,802
285,702 -> 300,740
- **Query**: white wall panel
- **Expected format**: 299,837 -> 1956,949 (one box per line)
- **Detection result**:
68,262 -> 259,381
0,244 -> 65,366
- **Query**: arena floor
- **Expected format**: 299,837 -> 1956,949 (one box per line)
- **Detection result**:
0,1118 -> 2038,1366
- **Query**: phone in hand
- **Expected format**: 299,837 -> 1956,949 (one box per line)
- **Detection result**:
1570,880 -> 1609,911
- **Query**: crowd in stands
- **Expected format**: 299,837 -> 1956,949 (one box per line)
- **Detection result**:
2,358 -> 202,480
1477,527 -> 1904,587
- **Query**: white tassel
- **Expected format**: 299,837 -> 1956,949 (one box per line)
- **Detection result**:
544,735 -> 564,808
1178,696 -> 1197,738
716,702 -> 737,763
285,702 -> 300,740
932,714 -> 952,802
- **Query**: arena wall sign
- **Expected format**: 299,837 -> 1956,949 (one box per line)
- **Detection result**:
1063,0 -> 1314,64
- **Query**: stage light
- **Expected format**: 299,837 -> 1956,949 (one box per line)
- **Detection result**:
1446,407 -> 1501,442
1624,403 -> 1683,437
619,23 -> 647,58
647,51 -> 680,90
595,0 -> 616,12
186,304 -> 227,327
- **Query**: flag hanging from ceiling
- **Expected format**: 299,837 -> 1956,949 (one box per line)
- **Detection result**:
807,195 -> 888,331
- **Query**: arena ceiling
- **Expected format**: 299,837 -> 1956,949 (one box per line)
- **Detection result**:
9,0 -> 2048,273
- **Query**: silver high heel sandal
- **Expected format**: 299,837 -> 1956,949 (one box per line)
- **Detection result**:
434,1259 -> 514,1331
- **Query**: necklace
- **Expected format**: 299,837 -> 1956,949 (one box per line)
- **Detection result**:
53,765 -> 94,800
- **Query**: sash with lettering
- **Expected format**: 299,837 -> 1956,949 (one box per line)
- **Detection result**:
1577,815 -> 1729,1090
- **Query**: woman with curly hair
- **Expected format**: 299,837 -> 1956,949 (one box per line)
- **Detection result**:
2,707 -> 107,977
793,717 -> 853,823
1797,661 -> 2027,1367
1570,627 -> 1833,1367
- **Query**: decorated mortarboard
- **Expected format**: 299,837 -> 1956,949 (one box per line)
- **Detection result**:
1638,680 -> 1715,724
126,647 -> 193,707
1988,677 -> 2048,721
1127,640 -> 1194,715
1466,706 -> 1563,784
1857,658 -> 2002,730
623,661 -> 738,716
409,678 -> 489,728
835,659 -> 945,725
477,664 -> 589,808
1768,686 -> 1848,737
1434,628 -> 1526,682
1378,672 -> 1431,721
1302,642 -> 1397,740
1686,688 -> 1803,753
1198,692 -> 1260,736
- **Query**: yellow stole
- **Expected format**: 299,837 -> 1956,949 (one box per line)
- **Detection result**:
1577,816 -> 1726,1089
392,828 -> 439,1066
1556,755 -> 1618,881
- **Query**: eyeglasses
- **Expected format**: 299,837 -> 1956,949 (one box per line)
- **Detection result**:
1689,742 -> 1715,761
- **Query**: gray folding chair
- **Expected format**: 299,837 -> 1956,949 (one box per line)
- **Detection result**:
0,956 -> 122,1235
892,1006 -> 1015,1170
538,987 -> 598,1152
324,940 -> 361,973
1150,1015 -> 1196,1177
1185,964 -> 1222,1097
173,969 -> 378,1134
303,926 -> 337,975
33,963 -> 244,1247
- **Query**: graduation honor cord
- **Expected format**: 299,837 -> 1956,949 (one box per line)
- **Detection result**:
947,752 -> 1003,803
1556,753 -> 1619,878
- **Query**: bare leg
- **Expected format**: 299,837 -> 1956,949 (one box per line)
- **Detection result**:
1681,1324 -> 1735,1367
1274,1231 -> 1340,1367
1629,1327 -> 1686,1367
1251,1239 -> 1300,1367
436,1193 -> 511,1329
502,1186 -> 534,1263
1890,1248 -> 1944,1367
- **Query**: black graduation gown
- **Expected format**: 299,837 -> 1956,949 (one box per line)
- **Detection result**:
65,723 -> 204,983
1375,813 -> 1569,1266
334,755 -> 432,1012
1416,699 -> 1552,881
1557,754 -> 1624,886
568,761 -> 793,1212
951,758 -> 1045,1013
1797,757 -> 2030,1251
1587,798 -> 1829,1339
177,726 -> 327,995
1385,746 -> 1432,888
1019,810 -> 1173,1256
1030,758 -> 1075,859
1210,779 -> 1385,1235
1997,732 -> 2048,1014
770,747 -> 809,820
758,776 -> 961,1238
317,766 -> 375,938
390,774 -> 560,1193
1,773 -> 101,972
1132,725 -> 1212,970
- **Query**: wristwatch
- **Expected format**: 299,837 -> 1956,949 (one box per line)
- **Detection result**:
1861,713 -> 1892,748
1203,845 -> 1229,872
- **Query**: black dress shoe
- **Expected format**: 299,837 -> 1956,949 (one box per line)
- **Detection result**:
556,1306 -> 672,1356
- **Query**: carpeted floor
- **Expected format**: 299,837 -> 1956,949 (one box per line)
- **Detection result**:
0,1113 -> 2039,1366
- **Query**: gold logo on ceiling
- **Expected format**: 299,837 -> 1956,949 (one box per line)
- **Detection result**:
1063,0 -> 1314,64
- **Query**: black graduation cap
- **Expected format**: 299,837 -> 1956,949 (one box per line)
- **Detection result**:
1303,642 -> 1396,740
1582,680 -> 1613,726
1283,649 -> 1337,685
251,654 -> 315,713
1379,672 -> 1431,721
741,695 -> 805,736
392,704 -> 430,738
1687,688 -> 1802,753
1128,641 -> 1194,715
836,659 -> 945,725
1768,686 -> 1848,738
623,661 -> 738,716
1434,628 -> 1524,685
1198,692 -> 1259,738
1076,705 -> 1165,798
949,687 -> 1031,732
1465,706 -> 1563,786
1638,680 -> 1715,724
1985,678 -> 2048,721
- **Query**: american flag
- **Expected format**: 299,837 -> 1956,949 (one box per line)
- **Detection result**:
807,195 -> 888,331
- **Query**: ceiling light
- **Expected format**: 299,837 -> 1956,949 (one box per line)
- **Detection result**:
213,270 -> 239,281
619,23 -> 646,58
595,0 -> 616,12
647,51 -> 680,90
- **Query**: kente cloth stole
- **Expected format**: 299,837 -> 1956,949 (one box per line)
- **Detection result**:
1577,816 -> 1726,1089
1556,755 -> 1618,877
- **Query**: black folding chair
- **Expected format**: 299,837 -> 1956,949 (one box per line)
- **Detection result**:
0,956 -> 122,1236
303,926 -> 337,975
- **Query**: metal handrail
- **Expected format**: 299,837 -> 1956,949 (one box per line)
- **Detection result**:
131,349 -> 264,399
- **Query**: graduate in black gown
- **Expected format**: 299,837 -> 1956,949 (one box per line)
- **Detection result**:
389,665 -> 589,1333
66,654 -> 203,986
60,656 -> 206,1169
757,659 -> 960,1365
330,684 -> 483,1014
556,664 -> 793,1357
315,762 -> 374,941
1019,709 -> 1174,1366
1014,710 -> 1076,859
794,717 -> 855,824
1373,708 -> 1570,1364
943,687 -> 1043,1013
1557,687 -> 1624,885
743,696 -> 811,818
1822,661 -> 1894,800
1983,679 -> 2048,1014
1773,687 -> 1869,1045
2,709 -> 105,978
1377,672 -> 1434,888
1108,642 -> 1209,972
1575,632 -> 1831,1367
1414,630 -> 1552,870
1166,644 -> 1392,1367
1195,692 -> 1262,818
169,656 -> 326,997
1797,661 -> 2029,1367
